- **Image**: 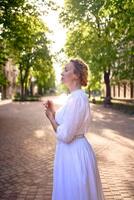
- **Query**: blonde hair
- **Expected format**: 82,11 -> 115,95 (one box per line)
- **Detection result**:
70,59 -> 88,86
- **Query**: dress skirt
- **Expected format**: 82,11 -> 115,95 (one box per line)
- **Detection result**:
52,137 -> 104,200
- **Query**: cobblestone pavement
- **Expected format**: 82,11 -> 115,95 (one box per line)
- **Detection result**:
0,95 -> 134,200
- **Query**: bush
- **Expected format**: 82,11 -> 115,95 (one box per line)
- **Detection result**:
13,94 -> 41,101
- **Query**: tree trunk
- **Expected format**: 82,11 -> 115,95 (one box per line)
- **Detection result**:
19,64 -> 30,100
19,64 -> 25,101
24,67 -> 30,97
21,82 -> 24,101
30,81 -> 33,96
38,85 -> 42,95
2,85 -> 6,99
24,77 -> 29,97
104,69 -> 111,105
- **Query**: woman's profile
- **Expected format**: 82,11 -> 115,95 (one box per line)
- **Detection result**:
43,59 -> 104,200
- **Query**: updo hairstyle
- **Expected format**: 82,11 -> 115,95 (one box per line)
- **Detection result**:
70,59 -> 88,86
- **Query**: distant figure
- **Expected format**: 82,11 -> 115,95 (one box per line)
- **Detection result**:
43,59 -> 104,200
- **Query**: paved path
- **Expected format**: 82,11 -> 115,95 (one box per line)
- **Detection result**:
0,95 -> 134,200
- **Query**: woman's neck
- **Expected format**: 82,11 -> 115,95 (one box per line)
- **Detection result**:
68,83 -> 81,93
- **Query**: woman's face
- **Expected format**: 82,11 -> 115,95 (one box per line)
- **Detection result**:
61,62 -> 79,87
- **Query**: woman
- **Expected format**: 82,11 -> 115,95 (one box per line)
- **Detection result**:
44,59 -> 104,200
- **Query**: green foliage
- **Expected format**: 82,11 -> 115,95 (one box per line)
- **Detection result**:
33,62 -> 55,92
0,0 -> 55,97
0,70 -> 7,86
100,0 -> 134,81
60,0 -> 134,95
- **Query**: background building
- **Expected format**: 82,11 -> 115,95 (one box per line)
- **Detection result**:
111,81 -> 134,101
1,59 -> 18,99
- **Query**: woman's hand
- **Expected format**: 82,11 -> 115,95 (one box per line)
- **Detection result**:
43,100 -> 58,132
48,100 -> 55,116
43,100 -> 55,119
45,108 -> 54,120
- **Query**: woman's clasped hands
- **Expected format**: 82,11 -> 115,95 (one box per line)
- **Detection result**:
43,100 -> 55,120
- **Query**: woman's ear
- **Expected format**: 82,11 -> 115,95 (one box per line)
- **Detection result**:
73,73 -> 80,81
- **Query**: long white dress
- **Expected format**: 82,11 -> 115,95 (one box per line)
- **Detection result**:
52,89 -> 104,200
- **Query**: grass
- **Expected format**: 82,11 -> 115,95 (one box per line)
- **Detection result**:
89,97 -> 134,115
110,101 -> 134,115
13,95 -> 41,101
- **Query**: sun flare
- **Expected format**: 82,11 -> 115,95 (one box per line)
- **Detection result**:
42,0 -> 66,84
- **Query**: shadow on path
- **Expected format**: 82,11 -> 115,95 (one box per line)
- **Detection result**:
0,97 -> 134,200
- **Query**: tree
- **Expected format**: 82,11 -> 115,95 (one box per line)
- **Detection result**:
60,0 -> 134,103
63,20 -> 116,103
0,39 -> 9,88
0,0 -> 55,100
98,0 -> 134,81
31,38 -> 55,95
9,13 -> 53,99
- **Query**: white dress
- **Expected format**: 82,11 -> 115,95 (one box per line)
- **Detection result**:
52,89 -> 104,200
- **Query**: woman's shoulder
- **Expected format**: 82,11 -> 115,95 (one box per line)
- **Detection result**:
69,89 -> 89,102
